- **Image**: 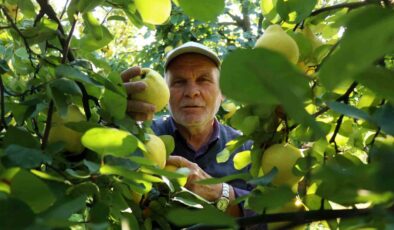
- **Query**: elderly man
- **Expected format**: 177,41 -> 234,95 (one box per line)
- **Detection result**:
122,42 -> 253,218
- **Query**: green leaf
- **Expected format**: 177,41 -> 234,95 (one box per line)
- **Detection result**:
166,206 -> 236,227
100,164 -> 161,183
72,26 -> 114,52
77,0 -> 105,13
50,78 -> 82,96
260,0 -> 279,23
17,0 -> 36,18
326,101 -> 372,122
319,6 -> 394,90
102,72 -> 127,120
0,59 -> 10,74
5,102 -> 31,125
233,150 -> 251,170
0,198 -> 35,230
159,135 -> 175,158
89,201 -> 110,223
276,0 -> 317,23
11,169 -> 56,213
102,88 -> 127,120
82,127 -> 138,157
195,173 -> 250,185
372,103 -> 394,136
179,0 -> 225,21
107,15 -> 126,21
21,18 -> 58,44
221,48 -> 324,137
67,182 -> 100,198
122,3 -> 144,28
82,12 -> 103,40
247,186 -> 294,212
356,67 -> 394,103
3,127 -> 40,149
4,145 -> 50,169
248,167 -> 278,186
55,65 -> 97,85
65,121 -> 103,133
41,195 -> 87,222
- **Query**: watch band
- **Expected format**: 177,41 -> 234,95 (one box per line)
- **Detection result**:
222,183 -> 230,199
216,183 -> 230,212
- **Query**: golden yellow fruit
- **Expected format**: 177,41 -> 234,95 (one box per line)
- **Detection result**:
135,0 -> 171,25
48,105 -> 85,153
255,25 -> 299,64
164,165 -> 187,186
261,143 -> 303,186
144,134 -> 167,169
130,68 -> 170,113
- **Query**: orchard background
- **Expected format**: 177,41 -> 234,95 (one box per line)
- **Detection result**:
0,0 -> 394,229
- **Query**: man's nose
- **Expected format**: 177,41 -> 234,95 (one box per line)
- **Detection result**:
184,82 -> 200,97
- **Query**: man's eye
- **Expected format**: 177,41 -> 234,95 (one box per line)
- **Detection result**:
172,80 -> 184,85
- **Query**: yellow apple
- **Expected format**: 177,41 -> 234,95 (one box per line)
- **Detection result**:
48,105 -> 85,153
143,134 -> 167,169
134,0 -> 171,25
164,164 -> 188,186
261,143 -> 303,187
130,68 -> 170,113
255,24 -> 300,64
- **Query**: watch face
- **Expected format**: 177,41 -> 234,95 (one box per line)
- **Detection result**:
217,198 -> 230,211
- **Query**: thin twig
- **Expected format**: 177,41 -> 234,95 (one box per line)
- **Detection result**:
1,7 -> 37,69
41,100 -> 54,150
310,1 -> 377,17
0,75 -> 8,129
61,19 -> 77,63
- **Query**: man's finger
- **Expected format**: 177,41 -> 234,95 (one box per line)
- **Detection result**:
167,156 -> 191,168
121,66 -> 141,82
127,112 -> 152,122
127,100 -> 155,113
124,81 -> 147,95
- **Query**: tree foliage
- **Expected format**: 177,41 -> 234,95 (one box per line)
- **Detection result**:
0,0 -> 393,229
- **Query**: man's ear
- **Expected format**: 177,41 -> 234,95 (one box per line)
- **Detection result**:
221,94 -> 225,103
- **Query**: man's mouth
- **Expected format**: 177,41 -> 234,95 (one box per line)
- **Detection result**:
182,105 -> 203,108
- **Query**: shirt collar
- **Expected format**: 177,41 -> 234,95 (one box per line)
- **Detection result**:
169,117 -> 220,144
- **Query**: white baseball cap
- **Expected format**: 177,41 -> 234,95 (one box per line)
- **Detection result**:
164,41 -> 221,70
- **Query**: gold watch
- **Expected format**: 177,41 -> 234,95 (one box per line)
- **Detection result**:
216,183 -> 230,212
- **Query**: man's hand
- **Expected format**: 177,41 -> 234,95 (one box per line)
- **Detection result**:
166,156 -> 241,216
166,156 -> 222,201
121,66 -> 156,121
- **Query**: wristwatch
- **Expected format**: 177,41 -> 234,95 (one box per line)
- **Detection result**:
216,183 -> 230,212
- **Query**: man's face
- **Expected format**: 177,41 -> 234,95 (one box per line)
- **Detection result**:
165,53 -> 222,130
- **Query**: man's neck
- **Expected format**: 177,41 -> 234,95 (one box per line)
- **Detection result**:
175,120 -> 215,151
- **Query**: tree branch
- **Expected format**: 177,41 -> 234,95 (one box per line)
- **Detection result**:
61,19 -> 77,63
186,207 -> 392,229
310,1 -> 378,17
0,75 -> 8,129
1,7 -> 36,69
41,100 -> 53,150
